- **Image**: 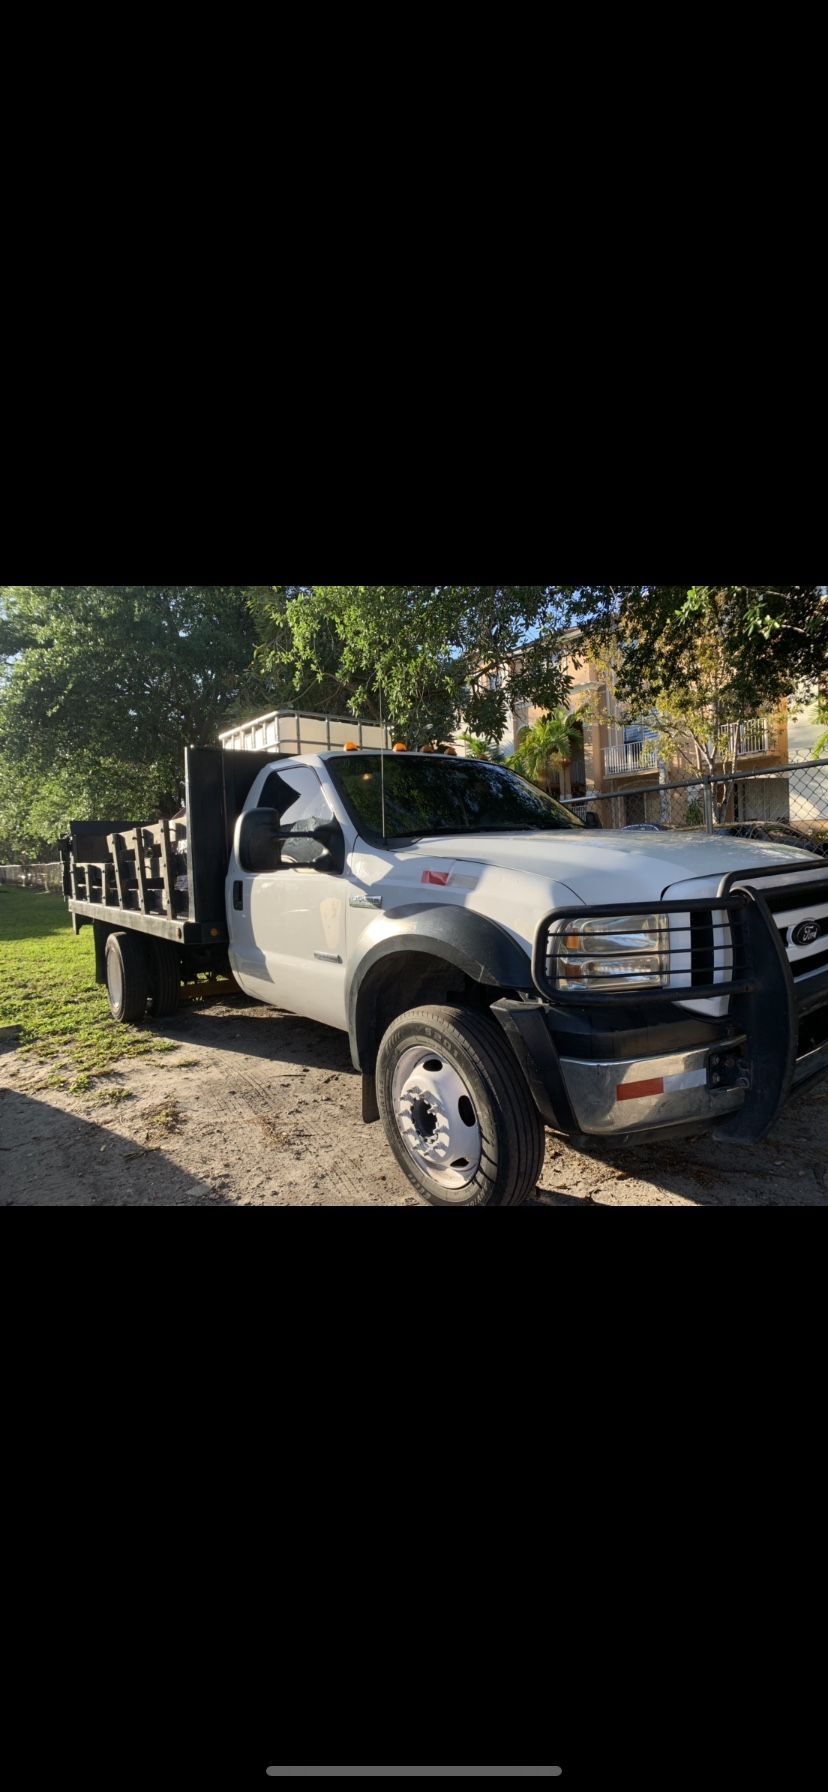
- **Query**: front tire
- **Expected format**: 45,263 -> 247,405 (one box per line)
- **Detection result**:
376,1005 -> 546,1207
105,931 -> 149,1024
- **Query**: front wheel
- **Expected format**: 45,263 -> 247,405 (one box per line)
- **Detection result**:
376,1005 -> 546,1207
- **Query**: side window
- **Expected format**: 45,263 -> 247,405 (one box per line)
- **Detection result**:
260,768 -> 331,827
258,768 -> 335,869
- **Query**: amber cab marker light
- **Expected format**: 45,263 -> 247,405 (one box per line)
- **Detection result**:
393,743 -> 408,753
344,741 -> 359,752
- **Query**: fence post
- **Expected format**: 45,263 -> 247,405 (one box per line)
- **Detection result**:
702,777 -> 715,835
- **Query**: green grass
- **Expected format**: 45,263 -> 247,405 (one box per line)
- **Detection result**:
0,888 -> 177,1084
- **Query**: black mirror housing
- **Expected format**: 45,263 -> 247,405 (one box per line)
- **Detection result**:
238,809 -> 345,874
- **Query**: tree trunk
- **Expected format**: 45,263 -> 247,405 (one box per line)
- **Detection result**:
658,759 -> 671,826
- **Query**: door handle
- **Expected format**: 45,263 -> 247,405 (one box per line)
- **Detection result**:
233,880 -> 244,912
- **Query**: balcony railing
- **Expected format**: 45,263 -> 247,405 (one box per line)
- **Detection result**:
731,721 -> 778,757
603,739 -> 659,776
603,722 -> 779,778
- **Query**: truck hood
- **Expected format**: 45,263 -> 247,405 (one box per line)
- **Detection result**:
401,829 -> 822,903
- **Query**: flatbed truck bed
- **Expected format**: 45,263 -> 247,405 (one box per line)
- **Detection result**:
61,745 -> 275,939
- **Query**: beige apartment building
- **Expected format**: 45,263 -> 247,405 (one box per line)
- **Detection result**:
500,629 -> 794,827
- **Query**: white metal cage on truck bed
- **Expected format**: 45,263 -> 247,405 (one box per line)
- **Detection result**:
218,710 -> 393,754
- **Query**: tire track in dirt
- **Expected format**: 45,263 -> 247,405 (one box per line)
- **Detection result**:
169,1048 -> 403,1204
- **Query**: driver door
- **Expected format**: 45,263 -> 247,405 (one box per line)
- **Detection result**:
228,765 -> 349,1030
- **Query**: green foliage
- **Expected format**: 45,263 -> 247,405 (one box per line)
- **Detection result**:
0,585 -> 270,854
0,889 -> 178,1081
0,751 -> 165,860
3,581 -> 822,857
511,710 -> 582,792
571,586 -> 828,711
570,590 -> 826,820
814,685 -> 828,760
577,597 -> 789,794
460,734 -> 504,761
251,586 -> 573,748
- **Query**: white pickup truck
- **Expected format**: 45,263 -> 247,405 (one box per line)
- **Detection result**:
61,711 -> 828,1206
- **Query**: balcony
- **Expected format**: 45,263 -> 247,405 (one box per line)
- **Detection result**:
602,721 -> 779,779
603,739 -> 659,777
731,721 -> 778,757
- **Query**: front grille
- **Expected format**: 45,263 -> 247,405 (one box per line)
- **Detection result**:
756,877 -> 828,983
689,910 -> 717,988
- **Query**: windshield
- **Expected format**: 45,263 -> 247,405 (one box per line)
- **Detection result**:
327,754 -> 584,842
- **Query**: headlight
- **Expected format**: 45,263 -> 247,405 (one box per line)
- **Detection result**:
549,913 -> 669,991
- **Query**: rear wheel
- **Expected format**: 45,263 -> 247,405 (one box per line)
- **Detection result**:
376,1005 -> 546,1207
147,940 -> 181,1017
105,931 -> 149,1024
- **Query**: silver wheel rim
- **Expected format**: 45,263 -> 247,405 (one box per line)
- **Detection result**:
391,1045 -> 483,1194
108,954 -> 123,1009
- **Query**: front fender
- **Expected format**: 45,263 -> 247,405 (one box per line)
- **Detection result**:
346,904 -> 534,1070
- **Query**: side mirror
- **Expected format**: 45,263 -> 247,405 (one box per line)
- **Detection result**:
304,821 -> 346,874
278,821 -> 346,875
238,809 -> 345,874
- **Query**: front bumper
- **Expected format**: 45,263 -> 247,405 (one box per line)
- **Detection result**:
493,866 -> 828,1144
558,1040 -> 747,1136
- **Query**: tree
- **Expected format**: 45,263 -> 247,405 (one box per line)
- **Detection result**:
251,586 -> 574,748
460,734 -> 505,762
579,605 -> 777,823
812,670 -> 828,759
512,710 -> 582,795
569,586 -> 828,709
0,586 -> 269,847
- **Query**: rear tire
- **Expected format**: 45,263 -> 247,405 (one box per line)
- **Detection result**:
147,940 -> 181,1017
105,931 -> 149,1024
376,1005 -> 546,1208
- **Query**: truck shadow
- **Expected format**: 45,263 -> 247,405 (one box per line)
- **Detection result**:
0,1088 -> 231,1206
553,1098 -> 828,1206
151,1000 -> 354,1074
125,1005 -> 828,1208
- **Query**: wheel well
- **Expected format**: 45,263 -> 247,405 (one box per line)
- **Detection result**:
353,951 -> 510,1073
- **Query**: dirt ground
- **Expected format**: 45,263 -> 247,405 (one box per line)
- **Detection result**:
3,994 -> 828,1206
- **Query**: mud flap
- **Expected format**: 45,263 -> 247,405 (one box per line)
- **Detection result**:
362,1071 -> 380,1124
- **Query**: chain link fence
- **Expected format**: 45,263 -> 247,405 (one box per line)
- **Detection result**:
562,757 -> 828,848
0,862 -> 63,891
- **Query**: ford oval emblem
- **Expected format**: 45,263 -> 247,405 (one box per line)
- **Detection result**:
792,919 -> 821,947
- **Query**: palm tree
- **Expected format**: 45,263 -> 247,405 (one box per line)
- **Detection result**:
461,733 -> 505,762
512,710 -> 582,794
